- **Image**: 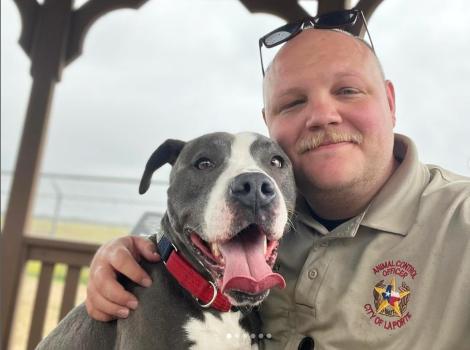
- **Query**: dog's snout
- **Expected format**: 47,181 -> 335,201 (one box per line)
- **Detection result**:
230,173 -> 276,208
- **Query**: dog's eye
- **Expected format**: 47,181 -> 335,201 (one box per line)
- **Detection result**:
195,158 -> 214,170
270,156 -> 284,168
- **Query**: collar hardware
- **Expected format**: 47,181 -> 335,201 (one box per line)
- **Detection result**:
196,281 -> 217,308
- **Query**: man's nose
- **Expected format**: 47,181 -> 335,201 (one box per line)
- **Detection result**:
229,173 -> 276,209
305,97 -> 342,129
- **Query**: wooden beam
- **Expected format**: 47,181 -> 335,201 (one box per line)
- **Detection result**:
354,0 -> 384,20
240,0 -> 383,22
25,236 -> 98,266
239,0 -> 309,22
317,0 -> 351,14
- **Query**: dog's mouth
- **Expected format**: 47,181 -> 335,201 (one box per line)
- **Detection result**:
188,224 -> 285,305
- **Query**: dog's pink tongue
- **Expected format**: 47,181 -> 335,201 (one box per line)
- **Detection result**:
219,228 -> 285,295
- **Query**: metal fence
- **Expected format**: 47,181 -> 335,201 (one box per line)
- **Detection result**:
1,170 -> 168,238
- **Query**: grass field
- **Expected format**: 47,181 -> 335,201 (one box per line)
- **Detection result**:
27,217 -> 131,244
6,217 -> 131,350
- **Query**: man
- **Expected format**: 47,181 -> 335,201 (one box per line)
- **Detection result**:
84,20 -> 470,350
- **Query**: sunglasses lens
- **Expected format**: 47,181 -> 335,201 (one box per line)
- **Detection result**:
263,22 -> 302,47
264,30 -> 291,46
315,11 -> 356,27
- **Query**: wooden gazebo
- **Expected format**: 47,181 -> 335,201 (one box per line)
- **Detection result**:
1,0 -> 382,348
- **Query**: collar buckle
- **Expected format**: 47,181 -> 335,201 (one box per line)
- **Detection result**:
196,281 -> 217,308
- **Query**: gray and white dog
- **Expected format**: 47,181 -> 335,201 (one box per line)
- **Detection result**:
37,132 -> 296,350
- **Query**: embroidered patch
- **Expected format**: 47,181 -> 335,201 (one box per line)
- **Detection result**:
363,259 -> 417,330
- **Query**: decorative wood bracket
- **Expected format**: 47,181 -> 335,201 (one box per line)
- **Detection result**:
13,0 -> 149,74
65,0 -> 149,65
355,0 -> 383,20
239,0 -> 309,22
14,0 -> 40,56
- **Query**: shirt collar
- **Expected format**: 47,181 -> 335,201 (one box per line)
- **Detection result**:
295,134 -> 430,237
296,195 -> 365,238
361,134 -> 430,235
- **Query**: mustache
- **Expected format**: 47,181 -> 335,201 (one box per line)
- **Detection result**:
296,129 -> 363,154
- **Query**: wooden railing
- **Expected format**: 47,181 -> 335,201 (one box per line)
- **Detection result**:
18,237 -> 99,350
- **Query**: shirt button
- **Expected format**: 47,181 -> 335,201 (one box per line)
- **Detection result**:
308,269 -> 318,279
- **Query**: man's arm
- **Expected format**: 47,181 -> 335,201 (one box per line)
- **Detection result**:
85,236 -> 160,321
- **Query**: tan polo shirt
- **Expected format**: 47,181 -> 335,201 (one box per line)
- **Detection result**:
259,134 -> 470,350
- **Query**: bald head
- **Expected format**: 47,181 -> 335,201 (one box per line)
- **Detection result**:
263,29 -> 385,110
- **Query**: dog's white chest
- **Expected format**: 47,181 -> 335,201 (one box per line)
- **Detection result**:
183,311 -> 257,350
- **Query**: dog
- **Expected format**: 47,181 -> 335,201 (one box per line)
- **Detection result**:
36,132 -> 296,349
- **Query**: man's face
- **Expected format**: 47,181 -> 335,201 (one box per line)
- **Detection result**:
263,30 -> 396,195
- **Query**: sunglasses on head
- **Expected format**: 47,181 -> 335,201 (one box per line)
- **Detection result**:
258,9 -> 374,76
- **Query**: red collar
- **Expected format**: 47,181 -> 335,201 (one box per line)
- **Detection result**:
158,235 -> 232,312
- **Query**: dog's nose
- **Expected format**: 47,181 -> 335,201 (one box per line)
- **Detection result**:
230,173 -> 276,208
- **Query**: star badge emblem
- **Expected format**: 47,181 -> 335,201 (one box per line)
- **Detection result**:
374,277 -> 410,317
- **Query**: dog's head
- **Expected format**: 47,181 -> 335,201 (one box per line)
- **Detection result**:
140,132 -> 296,306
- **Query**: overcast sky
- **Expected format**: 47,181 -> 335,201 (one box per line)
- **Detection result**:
2,0 -> 469,183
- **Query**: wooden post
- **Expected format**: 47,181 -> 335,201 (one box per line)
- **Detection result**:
0,75 -> 57,349
1,0 -> 72,346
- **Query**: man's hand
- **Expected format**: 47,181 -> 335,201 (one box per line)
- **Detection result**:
85,236 -> 160,321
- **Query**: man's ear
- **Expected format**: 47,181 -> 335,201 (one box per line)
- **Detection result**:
385,80 -> 396,127
139,139 -> 186,194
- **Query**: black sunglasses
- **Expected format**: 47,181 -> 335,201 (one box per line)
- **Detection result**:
258,9 -> 374,76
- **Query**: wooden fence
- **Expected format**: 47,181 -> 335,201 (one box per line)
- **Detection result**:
14,237 -> 99,350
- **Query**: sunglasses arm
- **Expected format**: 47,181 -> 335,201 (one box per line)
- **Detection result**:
259,40 -> 266,76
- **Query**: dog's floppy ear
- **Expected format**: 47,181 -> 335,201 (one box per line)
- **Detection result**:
139,139 -> 186,194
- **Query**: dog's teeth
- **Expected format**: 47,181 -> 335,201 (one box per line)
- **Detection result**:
263,237 -> 267,255
211,243 -> 220,258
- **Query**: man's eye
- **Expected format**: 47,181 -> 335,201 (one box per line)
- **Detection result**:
337,87 -> 360,95
195,158 -> 214,170
281,99 -> 305,111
